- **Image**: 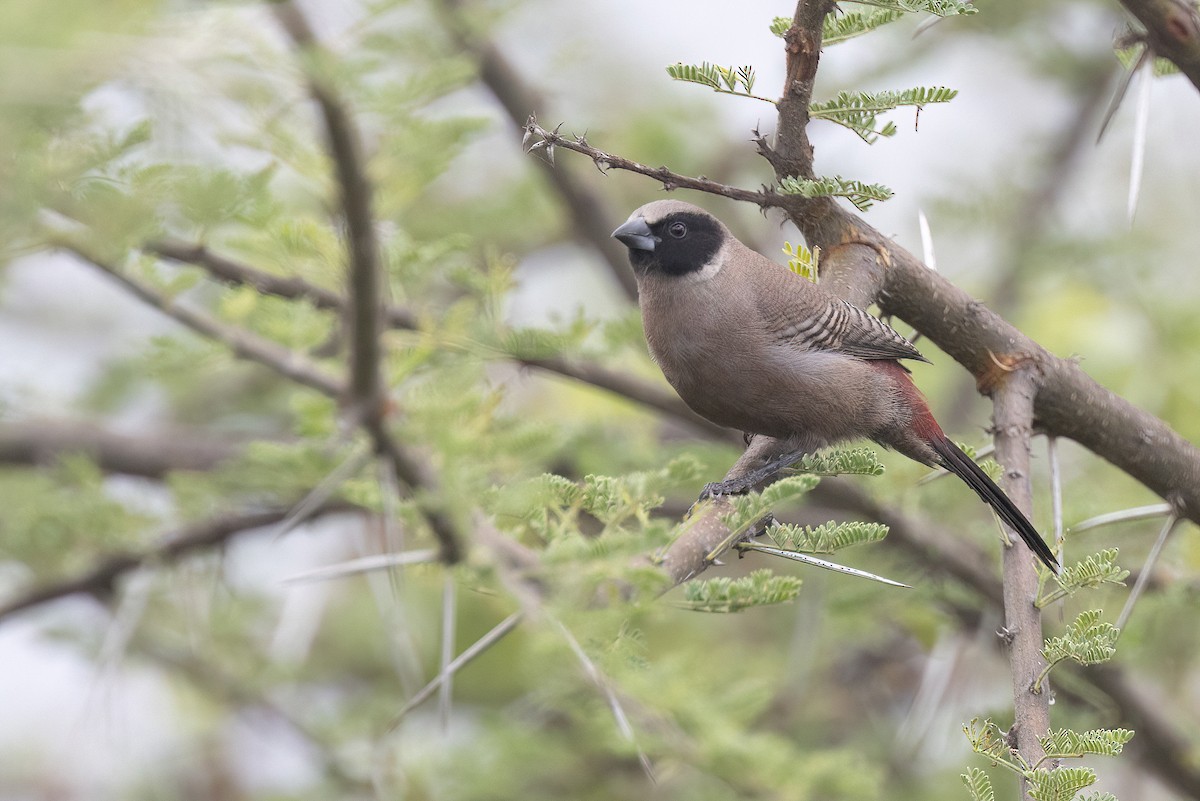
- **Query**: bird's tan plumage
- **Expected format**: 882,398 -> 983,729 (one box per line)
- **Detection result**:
612,199 -> 1059,572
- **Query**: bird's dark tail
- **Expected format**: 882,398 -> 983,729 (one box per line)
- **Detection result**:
929,436 -> 1059,573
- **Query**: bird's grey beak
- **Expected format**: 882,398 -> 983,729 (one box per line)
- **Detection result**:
612,217 -> 657,252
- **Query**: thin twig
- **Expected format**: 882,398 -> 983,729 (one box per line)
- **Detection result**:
1070,503 -> 1173,532
438,572 -> 457,732
1115,514 -> 1180,630
389,612 -> 523,726
274,1 -> 385,426
524,117 -> 781,208
57,242 -> 344,398
147,239 -> 417,328
556,619 -> 656,783
283,549 -> 439,584
0,504 -> 363,622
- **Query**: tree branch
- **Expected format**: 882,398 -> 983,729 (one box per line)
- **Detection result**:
1118,0 -> 1200,91
274,2 -> 385,426
144,240 -> 728,440
274,3 -> 462,564
0,503 -> 363,622
993,372 -> 1050,793
0,420 -> 243,477
56,242 -> 345,398
523,119 -> 781,208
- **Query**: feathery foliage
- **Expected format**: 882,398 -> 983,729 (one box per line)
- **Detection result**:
961,767 -> 995,801
767,520 -> 889,553
964,718 -> 1022,771
1037,610 -> 1119,691
779,175 -> 894,211
809,87 -> 958,143
680,569 -> 803,612
1024,766 -> 1098,801
1037,549 -> 1130,607
794,448 -> 886,476
666,62 -> 773,103
845,0 -> 978,16
1039,728 -> 1134,762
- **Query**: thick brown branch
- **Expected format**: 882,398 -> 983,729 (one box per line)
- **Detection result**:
0,503 -> 362,622
993,373 -> 1050,792
1119,0 -> 1200,91
58,242 -> 345,398
0,420 -> 243,478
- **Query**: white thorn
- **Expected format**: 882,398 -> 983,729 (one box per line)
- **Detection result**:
917,208 -> 938,272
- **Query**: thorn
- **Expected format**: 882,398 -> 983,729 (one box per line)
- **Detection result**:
546,144 -> 555,166
551,121 -> 564,136
996,626 -> 1016,645
521,128 -> 533,151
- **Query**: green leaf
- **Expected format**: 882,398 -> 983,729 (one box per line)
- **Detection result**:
723,474 -> 822,533
1025,766 -> 1096,801
845,0 -> 978,17
810,87 -> 958,143
961,767 -> 995,801
823,9 -> 906,44
1037,549 -> 1129,607
963,718 -> 1024,771
666,62 -> 772,103
794,448 -> 885,476
1042,610 -> 1119,670
680,568 -> 802,612
1115,43 -> 1180,76
1039,728 -> 1134,761
783,240 -> 820,283
778,175 -> 894,211
768,520 -> 889,553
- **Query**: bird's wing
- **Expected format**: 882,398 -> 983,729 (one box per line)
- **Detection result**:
759,274 -> 928,363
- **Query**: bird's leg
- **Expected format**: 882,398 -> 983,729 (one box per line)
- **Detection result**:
698,448 -> 809,501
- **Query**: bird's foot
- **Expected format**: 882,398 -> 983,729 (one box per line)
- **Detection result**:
695,450 -> 809,504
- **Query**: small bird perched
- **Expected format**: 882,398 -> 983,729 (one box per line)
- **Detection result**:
611,199 -> 1058,572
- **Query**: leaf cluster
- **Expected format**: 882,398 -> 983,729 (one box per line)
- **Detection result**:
810,87 -> 958,143
779,175 -> 895,212
680,569 -> 803,613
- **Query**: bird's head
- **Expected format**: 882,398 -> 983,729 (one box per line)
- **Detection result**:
611,200 -> 728,279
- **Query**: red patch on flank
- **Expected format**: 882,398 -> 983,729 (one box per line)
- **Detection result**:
869,361 -> 944,441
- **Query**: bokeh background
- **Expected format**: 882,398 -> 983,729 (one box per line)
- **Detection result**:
2,0 -> 1199,799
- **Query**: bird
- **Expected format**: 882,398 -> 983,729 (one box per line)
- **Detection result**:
610,199 -> 1059,573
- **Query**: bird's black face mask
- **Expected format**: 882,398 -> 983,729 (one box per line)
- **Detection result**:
612,212 -> 723,277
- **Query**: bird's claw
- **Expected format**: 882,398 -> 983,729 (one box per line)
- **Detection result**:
697,478 -> 753,503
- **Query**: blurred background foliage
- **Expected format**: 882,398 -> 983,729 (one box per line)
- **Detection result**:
1,0 -> 1198,799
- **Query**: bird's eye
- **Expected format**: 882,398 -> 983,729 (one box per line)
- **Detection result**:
667,221 -> 688,239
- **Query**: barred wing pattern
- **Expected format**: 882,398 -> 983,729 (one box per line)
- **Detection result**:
769,298 -> 928,363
